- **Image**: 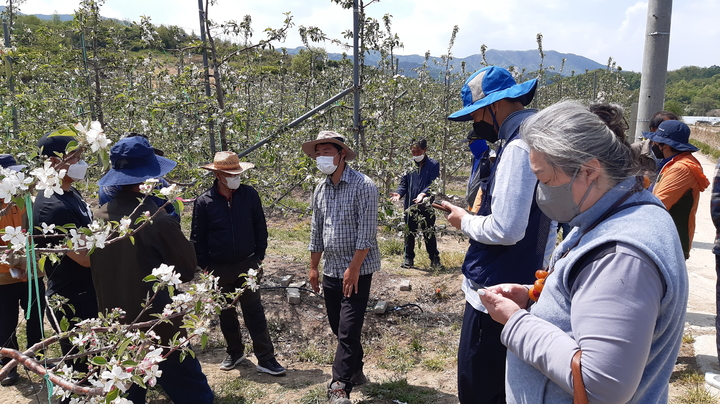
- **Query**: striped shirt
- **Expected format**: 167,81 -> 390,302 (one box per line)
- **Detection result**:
309,166 -> 381,278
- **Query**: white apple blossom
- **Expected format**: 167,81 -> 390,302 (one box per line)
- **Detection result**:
69,229 -> 87,249
41,222 -> 56,234
118,217 -> 131,233
100,365 -> 132,393
2,226 -> 26,252
151,264 -> 182,287
158,184 -> 178,198
30,161 -> 66,198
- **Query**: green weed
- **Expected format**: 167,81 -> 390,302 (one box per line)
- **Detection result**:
361,378 -> 438,404
299,386 -> 327,404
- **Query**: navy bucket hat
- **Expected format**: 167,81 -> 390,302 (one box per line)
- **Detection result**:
644,120 -> 698,153
0,154 -> 26,171
97,136 -> 177,186
448,66 -> 538,122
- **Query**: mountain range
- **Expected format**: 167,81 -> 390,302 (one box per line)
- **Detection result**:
285,47 -> 607,78
8,8 -> 608,77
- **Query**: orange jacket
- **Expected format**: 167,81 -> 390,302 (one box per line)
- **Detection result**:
653,152 -> 710,257
0,203 -> 26,285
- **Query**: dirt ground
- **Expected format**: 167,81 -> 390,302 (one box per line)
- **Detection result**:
1,157 -> 716,403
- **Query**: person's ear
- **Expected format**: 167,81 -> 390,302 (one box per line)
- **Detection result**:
580,159 -> 602,185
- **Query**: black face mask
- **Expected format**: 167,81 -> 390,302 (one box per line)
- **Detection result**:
472,120 -> 499,143
651,144 -> 664,159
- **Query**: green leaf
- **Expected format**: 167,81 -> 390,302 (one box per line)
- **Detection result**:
91,356 -> 108,366
116,338 -> 131,357
38,256 -> 46,273
142,275 -> 157,282
105,388 -> 119,403
129,235 -> 135,245
201,333 -> 208,349
59,316 -> 69,332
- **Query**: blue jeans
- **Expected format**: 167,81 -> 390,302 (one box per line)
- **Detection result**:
126,349 -> 213,404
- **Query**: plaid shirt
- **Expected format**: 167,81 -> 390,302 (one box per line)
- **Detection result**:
309,166 -> 381,278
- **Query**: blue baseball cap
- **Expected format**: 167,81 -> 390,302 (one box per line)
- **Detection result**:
97,136 -> 177,186
644,120 -> 698,152
448,66 -> 538,122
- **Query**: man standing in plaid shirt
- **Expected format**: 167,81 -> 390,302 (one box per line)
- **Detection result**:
302,131 -> 380,404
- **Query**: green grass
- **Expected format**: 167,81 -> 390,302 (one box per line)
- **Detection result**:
299,386 -> 327,404
295,343 -> 334,365
421,357 -> 446,372
672,369 -> 719,404
360,378 -> 439,404
379,237 -> 404,256
212,377 -> 267,404
377,342 -> 417,374
691,139 -> 720,160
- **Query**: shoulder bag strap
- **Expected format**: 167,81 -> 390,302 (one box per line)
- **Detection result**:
572,350 -> 589,404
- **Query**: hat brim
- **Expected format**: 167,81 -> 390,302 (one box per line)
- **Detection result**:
644,132 -> 699,152
302,138 -> 357,160
97,154 -> 177,186
447,78 -> 538,122
201,161 -> 255,175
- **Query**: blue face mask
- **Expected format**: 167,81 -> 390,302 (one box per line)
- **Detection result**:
469,140 -> 488,159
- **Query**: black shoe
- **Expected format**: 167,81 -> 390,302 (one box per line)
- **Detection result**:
256,358 -> 286,376
327,381 -> 351,404
1,367 -> 19,387
219,352 -> 246,371
430,258 -> 444,270
350,368 -> 367,386
400,260 -> 414,269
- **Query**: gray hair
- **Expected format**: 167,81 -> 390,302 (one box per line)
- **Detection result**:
521,100 -> 635,186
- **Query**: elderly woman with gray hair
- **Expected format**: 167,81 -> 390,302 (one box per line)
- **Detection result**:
478,100 -> 688,403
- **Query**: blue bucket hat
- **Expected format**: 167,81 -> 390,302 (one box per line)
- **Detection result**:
0,154 -> 26,172
97,136 -> 177,186
644,120 -> 698,152
448,66 -> 538,122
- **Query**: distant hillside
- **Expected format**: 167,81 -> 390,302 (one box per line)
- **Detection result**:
285,47 -> 608,78
0,6 -> 74,21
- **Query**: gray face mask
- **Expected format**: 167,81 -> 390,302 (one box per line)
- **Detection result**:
535,169 -> 594,223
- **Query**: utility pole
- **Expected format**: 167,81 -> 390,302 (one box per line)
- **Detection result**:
198,0 -> 216,154
635,0 -> 673,141
352,0 -> 361,148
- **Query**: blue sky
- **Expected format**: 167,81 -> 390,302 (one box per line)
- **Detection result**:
20,0 -> 720,72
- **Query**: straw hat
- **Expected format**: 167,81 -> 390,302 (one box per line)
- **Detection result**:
201,151 -> 255,175
301,131 -> 357,160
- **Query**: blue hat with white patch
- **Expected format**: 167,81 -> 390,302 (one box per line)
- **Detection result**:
448,66 -> 538,122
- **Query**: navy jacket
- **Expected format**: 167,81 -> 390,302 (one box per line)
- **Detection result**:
396,157 -> 440,209
190,182 -> 268,282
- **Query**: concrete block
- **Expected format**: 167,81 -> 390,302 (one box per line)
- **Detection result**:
288,281 -> 306,288
287,288 -> 301,304
373,300 -> 388,314
279,275 -> 293,287
399,279 -> 412,291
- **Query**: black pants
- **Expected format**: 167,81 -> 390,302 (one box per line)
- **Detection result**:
404,206 -> 439,263
0,280 -> 46,363
219,263 -> 275,363
126,349 -> 213,404
323,274 -> 372,393
47,290 -> 98,373
715,254 -> 720,363
457,303 -> 506,404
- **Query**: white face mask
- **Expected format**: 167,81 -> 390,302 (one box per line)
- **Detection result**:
224,175 -> 241,190
67,160 -> 88,181
412,154 -> 425,162
316,155 -> 338,175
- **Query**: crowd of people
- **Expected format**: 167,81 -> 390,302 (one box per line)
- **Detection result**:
0,64 -> 710,404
